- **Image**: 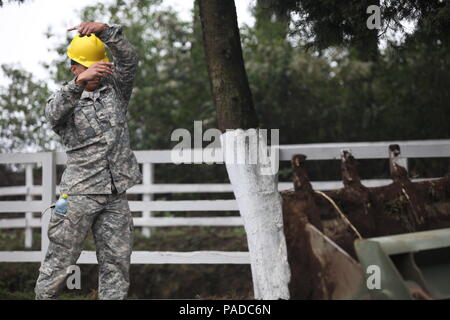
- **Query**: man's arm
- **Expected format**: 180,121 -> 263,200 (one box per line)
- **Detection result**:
45,78 -> 85,130
96,24 -> 139,103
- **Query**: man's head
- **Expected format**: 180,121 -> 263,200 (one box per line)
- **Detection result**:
69,59 -> 101,91
67,34 -> 109,91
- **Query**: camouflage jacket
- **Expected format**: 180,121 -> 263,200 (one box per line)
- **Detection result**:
45,24 -> 142,195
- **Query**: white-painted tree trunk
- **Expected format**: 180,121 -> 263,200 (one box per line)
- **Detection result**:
220,129 -> 291,300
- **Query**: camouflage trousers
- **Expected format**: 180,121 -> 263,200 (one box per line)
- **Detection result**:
35,192 -> 134,300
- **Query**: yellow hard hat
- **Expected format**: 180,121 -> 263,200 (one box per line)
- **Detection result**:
67,34 -> 109,68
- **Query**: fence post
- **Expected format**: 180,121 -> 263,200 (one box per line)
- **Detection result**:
142,162 -> 154,237
25,163 -> 33,249
41,152 -> 56,263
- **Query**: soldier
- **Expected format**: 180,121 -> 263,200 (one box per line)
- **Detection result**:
35,22 -> 142,300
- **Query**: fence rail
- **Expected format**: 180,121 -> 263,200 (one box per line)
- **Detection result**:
0,139 -> 449,264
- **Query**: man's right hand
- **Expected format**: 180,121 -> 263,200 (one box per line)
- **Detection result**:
75,62 -> 113,86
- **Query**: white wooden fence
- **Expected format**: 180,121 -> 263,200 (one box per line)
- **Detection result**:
0,139 -> 449,265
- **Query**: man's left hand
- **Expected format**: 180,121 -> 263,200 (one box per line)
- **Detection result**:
67,22 -> 108,36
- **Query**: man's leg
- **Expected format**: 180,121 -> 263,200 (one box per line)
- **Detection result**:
92,192 -> 133,300
35,195 -> 101,299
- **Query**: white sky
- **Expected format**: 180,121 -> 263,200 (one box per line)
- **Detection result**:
0,0 -> 255,87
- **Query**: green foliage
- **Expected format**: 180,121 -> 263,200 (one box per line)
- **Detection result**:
0,65 -> 56,152
242,4 -> 449,179
241,2 -> 450,146
269,0 -> 450,60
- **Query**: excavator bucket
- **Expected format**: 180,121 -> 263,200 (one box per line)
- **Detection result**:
354,227 -> 450,300
304,223 -> 363,299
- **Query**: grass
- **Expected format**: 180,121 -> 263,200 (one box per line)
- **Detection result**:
0,226 -> 253,300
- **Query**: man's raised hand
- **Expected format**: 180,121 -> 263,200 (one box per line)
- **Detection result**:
75,62 -> 114,86
68,22 -> 108,36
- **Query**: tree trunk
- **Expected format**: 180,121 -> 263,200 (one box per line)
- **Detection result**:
352,0 -> 380,62
198,0 -> 291,299
198,0 -> 259,132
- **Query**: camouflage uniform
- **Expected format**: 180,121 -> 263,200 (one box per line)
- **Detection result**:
35,24 -> 142,300
35,194 -> 133,300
